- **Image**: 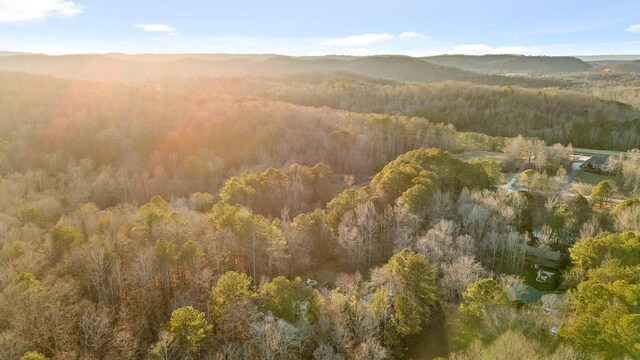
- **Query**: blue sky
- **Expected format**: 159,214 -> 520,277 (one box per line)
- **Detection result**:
1,0 -> 640,55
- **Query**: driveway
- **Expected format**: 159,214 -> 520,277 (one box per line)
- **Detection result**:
561,162 -> 582,195
505,162 -> 529,194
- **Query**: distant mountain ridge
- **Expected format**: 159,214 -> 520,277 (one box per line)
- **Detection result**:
423,54 -> 591,75
0,51 -> 33,56
0,53 -> 565,87
578,55 -> 640,62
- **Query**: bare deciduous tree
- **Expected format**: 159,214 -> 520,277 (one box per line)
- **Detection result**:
338,211 -> 363,270
355,201 -> 378,265
440,256 -> 489,302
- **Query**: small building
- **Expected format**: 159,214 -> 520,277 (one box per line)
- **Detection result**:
524,245 -> 562,269
581,155 -> 609,172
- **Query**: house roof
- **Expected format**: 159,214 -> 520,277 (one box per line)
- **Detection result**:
525,245 -> 561,261
583,155 -> 608,166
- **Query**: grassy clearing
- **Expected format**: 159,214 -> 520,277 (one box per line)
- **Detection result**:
570,171 -> 630,199
572,147 -> 625,157
299,260 -> 387,288
299,262 -> 343,287
523,268 -> 557,292
455,150 -> 508,163
574,171 -> 617,186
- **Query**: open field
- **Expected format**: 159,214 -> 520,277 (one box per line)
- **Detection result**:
455,150 -> 508,162
572,147 -> 625,157
570,171 -> 631,199
574,171 -> 619,186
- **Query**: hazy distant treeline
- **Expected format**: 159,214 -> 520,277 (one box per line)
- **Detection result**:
256,75 -> 640,150
0,54 -> 568,87
0,72 -> 480,206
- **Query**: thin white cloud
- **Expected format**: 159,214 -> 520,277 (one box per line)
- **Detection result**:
626,24 -> 640,33
453,43 -> 532,55
399,32 -> 429,40
0,0 -> 83,23
323,33 -> 394,46
13,33 -> 640,57
134,23 -> 177,34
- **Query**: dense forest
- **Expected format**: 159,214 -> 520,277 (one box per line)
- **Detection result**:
561,71 -> 640,109
255,75 -> 640,150
1,53 -> 640,360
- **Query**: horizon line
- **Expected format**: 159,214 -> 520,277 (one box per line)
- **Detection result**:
2,50 -> 640,58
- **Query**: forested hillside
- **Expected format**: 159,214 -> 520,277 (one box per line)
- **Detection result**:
560,71 -> 640,109
257,75 -> 640,150
424,55 -> 592,75
0,72 -> 480,203
0,54 -> 565,87
0,72 -> 497,358
2,59 -> 640,360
